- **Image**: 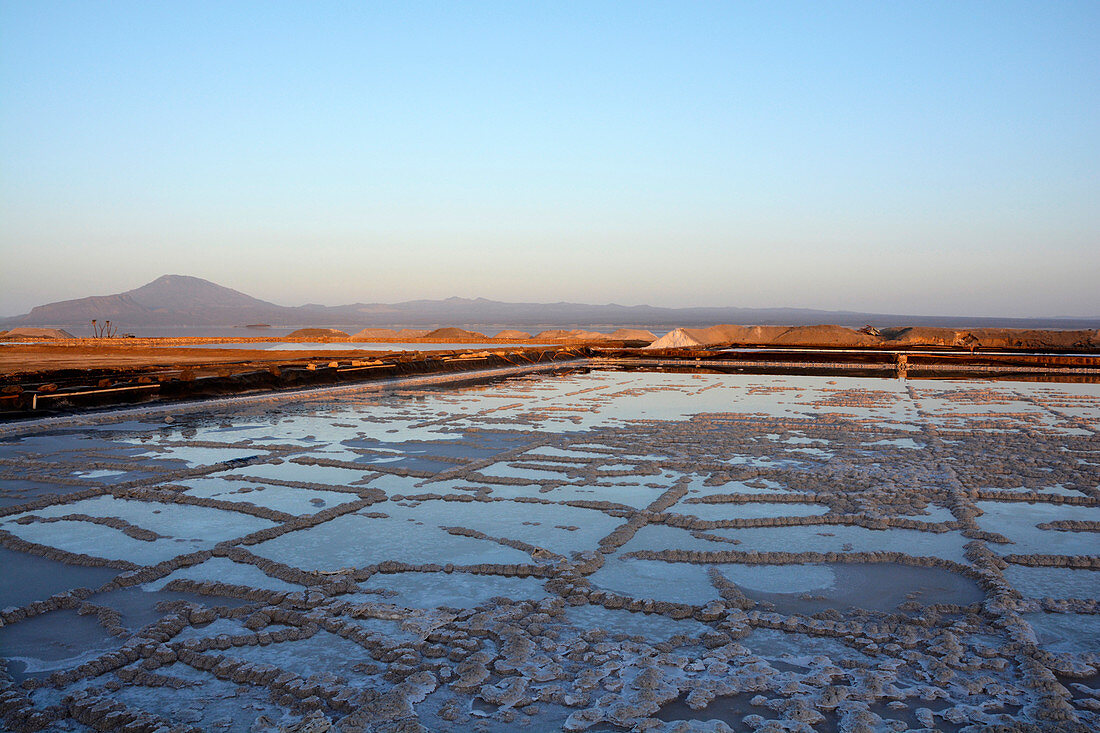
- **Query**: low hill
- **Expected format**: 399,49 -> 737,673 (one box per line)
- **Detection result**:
0,327 -> 76,339
286,328 -> 350,338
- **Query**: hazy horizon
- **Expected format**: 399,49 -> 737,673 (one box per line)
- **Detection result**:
3,272 -> 1099,323
2,2 -> 1098,318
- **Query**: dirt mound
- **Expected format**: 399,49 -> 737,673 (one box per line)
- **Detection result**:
2,327 -> 76,340
702,325 -> 787,345
394,329 -> 429,338
494,329 -> 532,340
967,328 -> 1100,350
535,329 -> 614,341
770,325 -> 878,347
423,327 -> 487,340
646,328 -> 706,349
650,323 -> 1100,351
533,329 -> 575,340
608,329 -> 657,342
649,325 -> 790,348
351,328 -> 398,340
880,327 -> 954,346
286,328 -> 350,338
881,327 -> 1100,350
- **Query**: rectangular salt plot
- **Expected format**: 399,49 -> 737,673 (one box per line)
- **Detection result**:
591,474 -> 653,487
587,557 -> 720,606
481,480 -> 666,509
110,663 -> 290,730
0,432 -> 130,458
357,419 -> 468,443
0,607 -> 124,678
976,501 -> 1100,556
415,498 -> 625,556
861,437 -> 923,449
143,557 -> 303,593
1,496 -> 277,562
615,524 -> 744,555
991,484 -> 1091,499
215,458 -> 373,486
132,444 -> 267,467
169,616 -> 253,642
1003,565 -> 1100,600
476,461 -> 575,483
683,476 -> 797,498
907,504 -> 957,523
0,475 -> 105,510
250,505 -> 532,572
618,520 -> 972,564
564,604 -> 709,640
361,473 -> 430,494
175,476 -> 360,516
0,547 -> 118,609
714,563 -> 837,595
357,571 -> 550,609
705,524 -> 972,564
223,414 -> 367,445
341,617 -> 421,645
6,495 -> 277,543
2,519 -> 194,564
740,627 -> 871,664
1022,613 -> 1100,656
218,629 -> 393,686
525,446 -> 609,459
76,469 -> 129,479
669,501 -> 829,522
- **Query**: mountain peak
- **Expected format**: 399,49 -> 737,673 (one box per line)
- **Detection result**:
126,275 -> 274,310
146,274 -> 206,287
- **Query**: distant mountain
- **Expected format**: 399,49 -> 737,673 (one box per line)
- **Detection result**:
7,275 -> 290,327
126,274 -> 273,312
3,275 -> 1098,331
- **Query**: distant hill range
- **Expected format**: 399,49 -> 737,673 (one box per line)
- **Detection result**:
3,275 -> 1098,331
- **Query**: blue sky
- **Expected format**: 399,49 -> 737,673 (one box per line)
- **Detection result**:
2,1 -> 1097,317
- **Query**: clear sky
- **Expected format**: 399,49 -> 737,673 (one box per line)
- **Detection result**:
2,1 -> 1097,318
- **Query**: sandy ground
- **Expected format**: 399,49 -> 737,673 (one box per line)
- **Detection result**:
0,344 -> 501,376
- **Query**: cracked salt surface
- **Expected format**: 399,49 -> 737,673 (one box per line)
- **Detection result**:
1,369 -> 1098,731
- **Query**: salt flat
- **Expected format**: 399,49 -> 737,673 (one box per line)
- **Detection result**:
0,368 -> 1097,731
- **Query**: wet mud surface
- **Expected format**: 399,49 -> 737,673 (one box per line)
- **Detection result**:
0,369 -> 1098,731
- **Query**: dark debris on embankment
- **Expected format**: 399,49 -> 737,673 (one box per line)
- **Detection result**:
0,348 -> 589,419
591,346 -> 1100,382
4,343 -> 1099,419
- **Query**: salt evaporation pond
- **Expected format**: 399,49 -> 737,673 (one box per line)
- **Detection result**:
0,368 -> 1098,731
